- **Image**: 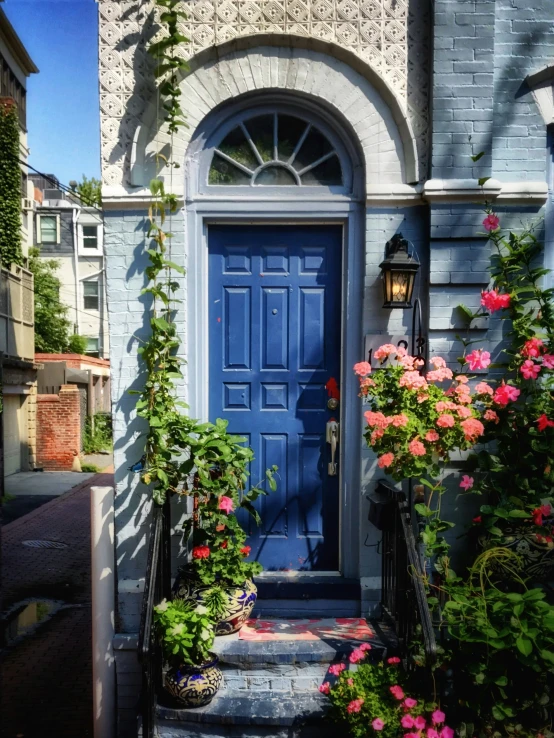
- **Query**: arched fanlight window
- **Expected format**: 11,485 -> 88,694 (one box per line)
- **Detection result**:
208,113 -> 343,187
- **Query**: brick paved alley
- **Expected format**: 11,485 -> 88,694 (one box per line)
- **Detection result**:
1,472 -> 114,738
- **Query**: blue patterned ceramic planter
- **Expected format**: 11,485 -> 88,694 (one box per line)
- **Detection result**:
176,579 -> 258,635
164,655 -> 223,708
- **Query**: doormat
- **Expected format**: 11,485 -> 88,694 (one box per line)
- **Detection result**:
239,618 -> 374,642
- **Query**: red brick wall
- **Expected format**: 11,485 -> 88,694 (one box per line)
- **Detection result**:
36,385 -> 81,471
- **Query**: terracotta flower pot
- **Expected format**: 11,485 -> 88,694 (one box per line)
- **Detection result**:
164,654 -> 223,708
176,578 -> 258,635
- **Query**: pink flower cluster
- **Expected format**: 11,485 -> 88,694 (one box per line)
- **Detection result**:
481,289 -> 511,313
517,338 -> 554,381
465,349 -> 491,371
493,383 -> 520,407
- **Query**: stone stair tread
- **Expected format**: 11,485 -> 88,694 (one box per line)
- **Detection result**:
157,689 -> 327,727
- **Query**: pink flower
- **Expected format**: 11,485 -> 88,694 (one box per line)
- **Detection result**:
347,678 -> 354,686
402,715 -> 415,729
378,453 -> 395,469
465,349 -> 491,371
370,429 -> 385,444
427,730 -> 440,738
403,698 -> 417,709
436,401 -> 457,412
390,685 -> 405,700
473,516 -> 482,524
354,361 -> 372,376
484,409 -> 499,423
493,383 -> 520,406
432,710 -> 446,725
426,367 -> 454,383
425,430 -> 439,442
347,698 -> 364,714
537,414 -> 554,432
365,411 -> 389,429
456,406 -> 473,419
414,716 -> 427,730
328,663 -> 346,676
399,371 -> 429,391
408,439 -> 426,457
440,728 -> 454,738
522,338 -> 545,358
396,346 -> 407,357
430,356 -> 447,368
218,496 -> 234,514
436,414 -> 455,428
543,354 -> 554,369
520,360 -> 541,380
475,382 -> 493,396
349,648 -> 365,664
391,414 -> 410,428
483,213 -> 500,231
360,643 -> 373,652
460,417 -> 485,442
400,355 -> 417,369
192,545 -> 210,560
372,718 -> 385,731
319,682 -> 330,694
374,344 -> 398,360
481,289 -> 511,313
387,656 -> 400,664
459,475 -> 474,491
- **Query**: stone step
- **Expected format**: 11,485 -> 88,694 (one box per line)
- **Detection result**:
254,576 -> 361,618
155,689 -> 334,738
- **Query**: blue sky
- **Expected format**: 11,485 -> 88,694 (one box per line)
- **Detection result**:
4,0 -> 100,187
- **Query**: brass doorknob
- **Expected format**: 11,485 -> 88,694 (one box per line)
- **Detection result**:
327,397 -> 339,410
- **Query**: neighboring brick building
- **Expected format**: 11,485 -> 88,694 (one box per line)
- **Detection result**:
36,384 -> 81,471
96,2 -> 554,734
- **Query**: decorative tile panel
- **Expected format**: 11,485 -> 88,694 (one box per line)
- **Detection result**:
98,0 -> 431,186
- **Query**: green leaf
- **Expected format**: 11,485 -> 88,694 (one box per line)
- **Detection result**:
541,650 -> 554,665
414,503 -> 434,517
516,636 -> 532,656
478,177 -> 491,187
471,151 -> 486,162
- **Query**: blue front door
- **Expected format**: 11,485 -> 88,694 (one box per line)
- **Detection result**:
209,224 -> 342,571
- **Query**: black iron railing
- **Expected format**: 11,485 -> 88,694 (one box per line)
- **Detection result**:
138,499 -> 172,738
381,490 -> 437,666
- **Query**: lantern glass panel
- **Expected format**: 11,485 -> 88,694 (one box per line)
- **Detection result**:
391,270 -> 410,304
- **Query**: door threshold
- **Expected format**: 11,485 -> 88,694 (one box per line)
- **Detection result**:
256,571 -> 342,578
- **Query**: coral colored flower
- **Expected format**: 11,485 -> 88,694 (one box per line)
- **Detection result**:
426,367 -> 454,383
396,346 -> 407,357
400,355 -> 417,369
403,698 -> 418,709
349,648 -> 365,664
455,375 -> 469,384
402,715 -> 415,729
520,360 -> 541,380
354,361 -> 372,376
542,354 -> 554,369
371,429 -> 385,444
192,545 -> 210,560
216,524 -> 226,532
473,516 -> 482,524
483,213 -> 500,231
484,409 -> 499,423
481,289 -> 511,313
360,643 -> 372,651
391,414 -> 410,427
378,453 -> 395,469
440,728 -> 454,738
475,381 -> 494,396
436,401 -> 457,412
522,338 -> 545,358
537,414 -> 554,432
430,356 -> 447,368
319,682 -> 330,694
465,349 -> 491,371
399,371 -> 429,391
240,546 -> 251,557
425,430 -> 440,442
218,496 -> 235,514
365,411 -> 389,429
460,417 -> 484,442
408,439 -> 426,457
414,716 -> 426,730
437,414 -> 455,428
387,656 -> 400,664
372,718 -> 385,731
374,344 -> 398,360
328,663 -> 346,676
220,540 -> 228,549
456,406 -> 473,419
417,393 -> 430,403
347,677 -> 354,686
432,710 -> 446,725
347,698 -> 364,714
493,383 -> 520,406
390,685 -> 405,700
459,475 -> 474,491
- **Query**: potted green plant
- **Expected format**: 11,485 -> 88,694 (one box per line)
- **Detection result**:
154,598 -> 222,708
174,418 -> 277,635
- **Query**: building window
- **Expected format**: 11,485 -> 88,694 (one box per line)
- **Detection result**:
38,215 -> 58,243
83,281 -> 99,310
209,112 -> 343,187
86,337 -> 100,357
82,225 -> 98,249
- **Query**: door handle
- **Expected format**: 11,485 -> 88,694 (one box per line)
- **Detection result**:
326,419 -> 339,477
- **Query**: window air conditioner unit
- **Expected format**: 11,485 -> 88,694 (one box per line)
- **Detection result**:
21,198 -> 34,211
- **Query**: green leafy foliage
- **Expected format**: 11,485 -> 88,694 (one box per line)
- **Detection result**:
28,247 -> 73,352
68,334 -> 88,355
83,413 -> 112,454
154,598 -> 215,666
71,175 -> 102,207
0,100 -> 23,266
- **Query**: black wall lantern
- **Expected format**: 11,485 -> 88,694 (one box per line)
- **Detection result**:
379,232 -> 420,309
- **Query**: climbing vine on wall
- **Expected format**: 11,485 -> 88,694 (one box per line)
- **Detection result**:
0,100 -> 23,267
